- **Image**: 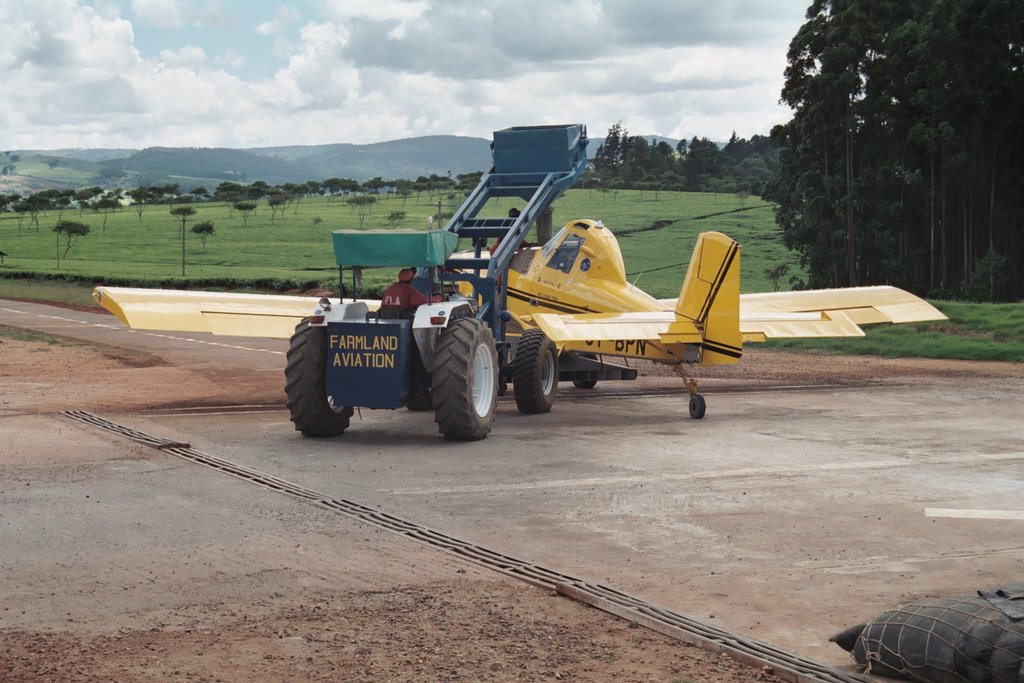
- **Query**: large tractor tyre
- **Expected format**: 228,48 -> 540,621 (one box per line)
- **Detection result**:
431,318 -> 498,441
512,328 -> 558,414
284,319 -> 352,437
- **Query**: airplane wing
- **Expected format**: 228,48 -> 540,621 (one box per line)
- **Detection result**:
653,285 -> 945,342
93,286 -> 379,339
539,285 -> 944,349
737,286 -> 946,341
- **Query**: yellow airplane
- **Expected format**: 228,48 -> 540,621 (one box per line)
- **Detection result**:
456,218 -> 945,416
94,219 -> 945,421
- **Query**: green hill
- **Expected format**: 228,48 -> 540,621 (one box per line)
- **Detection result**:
104,147 -> 319,186
8,133 -> 644,193
9,135 -> 494,191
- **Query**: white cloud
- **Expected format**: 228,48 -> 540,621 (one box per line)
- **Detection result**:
131,0 -> 184,28
159,45 -> 207,68
130,0 -> 234,30
256,5 -> 303,58
1,0 -> 807,149
255,5 -> 301,35
214,47 -> 245,69
318,0 -> 429,23
272,21 -> 361,108
0,1 -> 138,75
489,0 -> 607,61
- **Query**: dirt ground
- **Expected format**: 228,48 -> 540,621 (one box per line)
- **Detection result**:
2,310 -> 1021,682
0,326 -> 794,683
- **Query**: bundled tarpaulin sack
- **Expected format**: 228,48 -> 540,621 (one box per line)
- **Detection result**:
830,584 -> 1024,683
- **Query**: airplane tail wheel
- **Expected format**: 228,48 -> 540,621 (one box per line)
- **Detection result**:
285,319 -> 352,437
513,328 -> 558,414
432,318 -> 498,441
688,394 -> 706,420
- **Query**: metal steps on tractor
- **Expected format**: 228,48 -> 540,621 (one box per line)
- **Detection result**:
438,125 -> 590,345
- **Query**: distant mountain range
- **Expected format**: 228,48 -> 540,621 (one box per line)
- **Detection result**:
5,132 -> 684,193
3,136 -> 491,192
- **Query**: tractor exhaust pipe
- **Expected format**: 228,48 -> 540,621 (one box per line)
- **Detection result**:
536,207 -> 553,245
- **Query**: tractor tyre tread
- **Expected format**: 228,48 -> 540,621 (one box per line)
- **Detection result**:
432,318 -> 497,441
284,319 -> 351,437
512,328 -> 558,414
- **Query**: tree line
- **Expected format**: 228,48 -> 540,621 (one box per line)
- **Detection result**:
765,0 -> 1023,301
589,122 -> 780,196
0,171 -> 481,231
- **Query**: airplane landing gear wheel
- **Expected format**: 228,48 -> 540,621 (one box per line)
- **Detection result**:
688,394 -> 706,419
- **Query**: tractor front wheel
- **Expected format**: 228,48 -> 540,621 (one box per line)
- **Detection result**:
512,328 -> 558,414
284,320 -> 352,437
432,318 -> 498,441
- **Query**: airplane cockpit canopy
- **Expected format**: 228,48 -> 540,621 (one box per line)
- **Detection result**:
540,226 -> 568,262
545,233 -> 584,274
540,221 -> 605,274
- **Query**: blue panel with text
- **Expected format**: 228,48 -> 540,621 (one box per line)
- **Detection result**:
325,320 -> 411,409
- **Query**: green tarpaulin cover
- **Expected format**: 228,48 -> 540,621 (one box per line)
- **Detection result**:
332,229 -> 459,267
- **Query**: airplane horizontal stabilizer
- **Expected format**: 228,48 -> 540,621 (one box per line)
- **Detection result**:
526,311 -> 702,363
529,311 -> 701,345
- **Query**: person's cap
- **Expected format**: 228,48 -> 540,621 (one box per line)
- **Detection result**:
398,267 -> 416,282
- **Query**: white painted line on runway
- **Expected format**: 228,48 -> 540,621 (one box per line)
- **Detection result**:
925,508 -> 1024,521
2,305 -> 284,355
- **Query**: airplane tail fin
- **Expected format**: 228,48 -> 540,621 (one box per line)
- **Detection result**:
675,232 -> 743,365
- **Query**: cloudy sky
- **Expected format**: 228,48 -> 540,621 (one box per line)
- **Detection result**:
1,0 -> 809,150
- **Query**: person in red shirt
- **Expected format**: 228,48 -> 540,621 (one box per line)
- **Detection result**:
380,268 -> 441,317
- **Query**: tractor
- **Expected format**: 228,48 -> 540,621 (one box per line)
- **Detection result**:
285,124 -> 625,441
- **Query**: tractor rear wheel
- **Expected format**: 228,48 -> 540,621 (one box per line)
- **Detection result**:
432,318 -> 498,441
285,319 -> 352,437
512,328 -> 558,414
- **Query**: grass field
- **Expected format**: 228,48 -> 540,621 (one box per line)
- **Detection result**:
0,278 -> 100,307
766,301 -> 1024,363
0,154 -> 102,186
0,189 -> 793,297
1,188 -> 1020,362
